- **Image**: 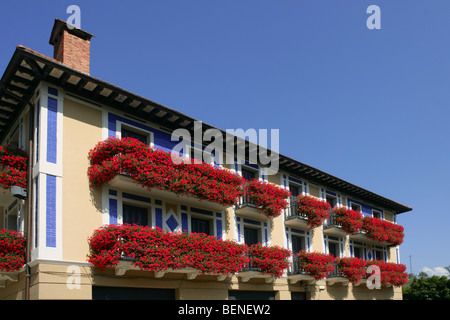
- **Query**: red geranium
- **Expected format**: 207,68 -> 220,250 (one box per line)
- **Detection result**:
296,250 -> 334,280
0,146 -> 28,190
88,224 -> 291,278
295,195 -> 331,228
366,260 -> 408,287
0,229 -> 26,272
243,179 -> 290,218
362,217 -> 404,246
88,137 -> 245,207
332,207 -> 363,235
335,257 -> 367,283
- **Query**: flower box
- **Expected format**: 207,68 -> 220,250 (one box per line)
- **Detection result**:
294,195 -> 331,228
88,224 -> 292,279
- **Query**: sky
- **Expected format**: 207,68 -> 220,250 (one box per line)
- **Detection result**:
1,0 -> 449,277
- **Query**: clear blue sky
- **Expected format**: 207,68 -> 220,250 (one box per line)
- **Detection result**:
1,0 -> 449,276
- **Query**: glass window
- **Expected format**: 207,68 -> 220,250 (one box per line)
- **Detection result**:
328,242 -> 339,258
291,235 -> 305,256
350,203 -> 361,212
242,168 -> 257,181
244,227 -> 259,246
289,185 -> 300,198
372,210 -> 382,219
326,195 -> 336,208
353,246 -> 363,259
122,127 -> 148,145
191,217 -> 211,235
123,204 -> 149,226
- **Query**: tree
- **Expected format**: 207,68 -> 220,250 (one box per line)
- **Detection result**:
403,272 -> 450,300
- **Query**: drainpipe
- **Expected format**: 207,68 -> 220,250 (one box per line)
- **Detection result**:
24,101 -> 34,300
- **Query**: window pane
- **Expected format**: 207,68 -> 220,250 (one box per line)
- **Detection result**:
242,168 -> 256,181
123,204 -> 148,226
191,217 -> 211,235
291,235 -> 304,255
289,185 -> 300,198
122,128 -> 148,144
244,227 -> 259,246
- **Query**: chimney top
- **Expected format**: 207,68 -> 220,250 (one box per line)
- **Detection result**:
49,19 -> 94,74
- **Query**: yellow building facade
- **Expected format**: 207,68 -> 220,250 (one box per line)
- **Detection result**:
0,19 -> 411,300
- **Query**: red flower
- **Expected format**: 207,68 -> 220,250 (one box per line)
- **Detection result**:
243,179 -> 290,218
362,217 -> 404,245
335,257 -> 367,283
366,260 -> 408,287
0,229 -> 26,271
332,207 -> 363,234
295,195 -> 331,227
296,250 -> 334,280
88,224 -> 291,277
0,145 -> 28,190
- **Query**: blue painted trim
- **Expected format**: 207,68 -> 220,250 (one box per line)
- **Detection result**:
47,97 -> 58,164
216,219 -> 222,239
190,207 -> 213,216
288,176 -> 302,185
155,208 -> 163,229
243,218 -> 261,226
48,86 -> 58,96
46,175 -> 57,248
182,213 -> 188,232
291,228 -> 305,235
122,192 -> 151,203
109,198 -> 117,225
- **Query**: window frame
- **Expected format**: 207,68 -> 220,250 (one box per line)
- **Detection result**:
117,121 -> 154,149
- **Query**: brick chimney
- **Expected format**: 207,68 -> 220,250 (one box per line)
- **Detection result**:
49,19 -> 94,74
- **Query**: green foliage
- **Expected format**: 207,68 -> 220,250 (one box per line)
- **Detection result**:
403,269 -> 450,300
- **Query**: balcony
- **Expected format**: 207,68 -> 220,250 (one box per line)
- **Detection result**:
236,253 -> 276,283
234,193 -> 269,221
287,257 -> 316,285
284,197 -> 309,229
326,263 -> 349,286
108,174 -> 229,212
323,213 -> 347,237
89,224 -> 291,282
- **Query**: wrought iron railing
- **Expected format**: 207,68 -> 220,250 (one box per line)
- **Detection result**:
324,212 -> 342,229
284,197 -> 308,221
236,192 -> 257,210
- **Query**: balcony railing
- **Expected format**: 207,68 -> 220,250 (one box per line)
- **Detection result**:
284,197 -> 308,221
323,212 -> 347,236
235,192 -> 268,221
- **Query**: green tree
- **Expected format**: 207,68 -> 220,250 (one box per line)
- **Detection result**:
403,271 -> 450,300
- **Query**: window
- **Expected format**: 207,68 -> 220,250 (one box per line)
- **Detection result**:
372,209 -> 382,219
374,248 -> 385,261
289,184 -> 300,198
191,217 -> 211,235
328,242 -> 339,258
4,207 -> 18,232
123,204 -> 149,226
326,195 -> 337,208
121,127 -> 149,145
244,227 -> 260,246
241,167 -> 257,181
353,246 -> 363,259
350,202 -> 361,212
291,235 -> 305,256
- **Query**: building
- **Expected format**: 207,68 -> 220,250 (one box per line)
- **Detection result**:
0,19 -> 412,300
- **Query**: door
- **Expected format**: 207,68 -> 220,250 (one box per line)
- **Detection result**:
244,227 -> 259,246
